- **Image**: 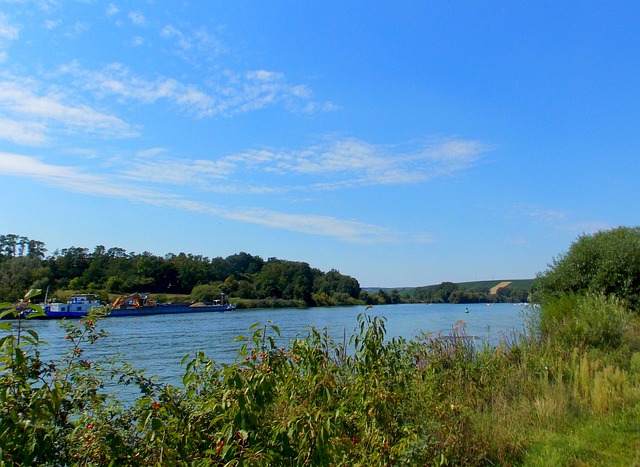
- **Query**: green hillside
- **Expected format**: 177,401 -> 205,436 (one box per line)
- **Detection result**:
367,279 -> 535,304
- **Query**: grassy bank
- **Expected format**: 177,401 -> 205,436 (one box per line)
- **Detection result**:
2,296 -> 639,465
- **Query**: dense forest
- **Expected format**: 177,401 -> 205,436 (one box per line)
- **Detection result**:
0,233 -> 532,307
0,234 -> 362,307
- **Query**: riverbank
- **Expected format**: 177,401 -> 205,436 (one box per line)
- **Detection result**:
2,300 -> 638,465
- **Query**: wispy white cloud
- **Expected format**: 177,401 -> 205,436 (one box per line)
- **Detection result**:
170,201 -> 404,244
0,152 -> 430,244
65,21 -> 89,37
106,4 -> 119,17
0,152 -> 163,201
0,76 -> 137,144
136,147 -> 169,158
160,24 -> 227,63
0,14 -> 19,40
506,203 -> 609,240
0,13 -> 18,62
128,11 -> 147,27
122,157 -> 235,186
43,19 -> 61,30
115,137 -> 485,193
515,204 -> 567,225
0,117 -> 48,145
57,61 -> 335,117
559,221 -> 612,236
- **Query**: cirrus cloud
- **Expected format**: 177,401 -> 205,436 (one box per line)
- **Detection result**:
0,152 -> 430,244
0,76 -> 137,145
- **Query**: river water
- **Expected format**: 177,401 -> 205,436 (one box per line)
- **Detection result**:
12,303 -> 530,387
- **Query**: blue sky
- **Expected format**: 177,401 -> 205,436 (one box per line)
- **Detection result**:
1,1 -> 638,287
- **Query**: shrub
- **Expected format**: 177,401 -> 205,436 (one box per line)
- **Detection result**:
539,293 -> 632,350
534,226 -> 640,310
190,283 -> 222,302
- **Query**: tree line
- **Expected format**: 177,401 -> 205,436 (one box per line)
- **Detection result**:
0,233 -> 534,307
407,280 -> 531,304
0,234 -> 362,307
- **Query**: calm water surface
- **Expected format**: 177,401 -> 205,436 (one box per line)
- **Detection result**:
15,303 -> 529,386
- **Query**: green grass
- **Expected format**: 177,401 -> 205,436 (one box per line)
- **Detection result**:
524,408 -> 640,466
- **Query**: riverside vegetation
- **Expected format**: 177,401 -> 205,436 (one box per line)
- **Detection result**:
0,234 -> 529,307
1,226 -> 640,465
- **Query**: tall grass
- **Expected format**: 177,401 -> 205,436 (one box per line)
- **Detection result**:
1,295 -> 639,465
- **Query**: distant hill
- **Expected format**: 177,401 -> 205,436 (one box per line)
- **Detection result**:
363,279 -> 535,304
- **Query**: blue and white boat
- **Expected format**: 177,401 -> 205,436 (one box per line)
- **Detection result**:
44,294 -> 102,318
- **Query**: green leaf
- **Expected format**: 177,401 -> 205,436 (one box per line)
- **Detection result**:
24,288 -> 42,300
0,308 -> 16,320
26,307 -> 45,319
14,347 -> 25,365
25,329 -> 39,341
151,418 -> 162,430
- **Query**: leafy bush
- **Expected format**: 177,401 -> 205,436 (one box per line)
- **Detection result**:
534,226 -> 640,310
539,293 -> 632,350
190,283 -> 222,302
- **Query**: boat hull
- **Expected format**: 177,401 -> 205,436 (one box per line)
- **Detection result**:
108,303 -> 235,317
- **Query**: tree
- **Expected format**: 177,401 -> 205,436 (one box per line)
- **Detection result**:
0,257 -> 49,302
314,269 -> 361,300
376,289 -> 391,305
534,226 -> 640,310
0,234 -> 19,258
191,283 -> 223,303
225,252 -> 264,276
26,240 -> 47,260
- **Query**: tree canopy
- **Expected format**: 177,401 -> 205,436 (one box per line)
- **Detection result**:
534,226 -> 640,310
0,234 -> 360,306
